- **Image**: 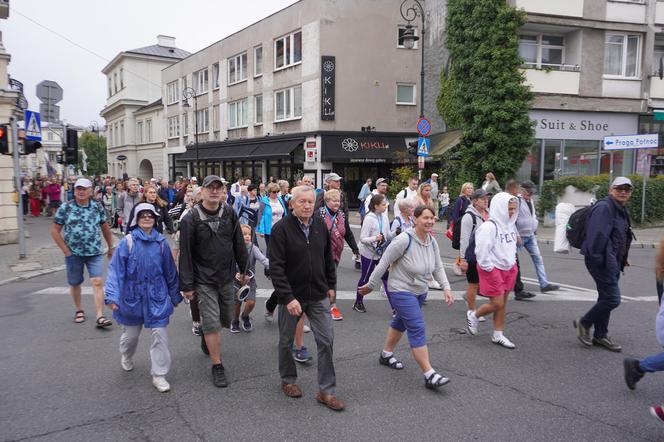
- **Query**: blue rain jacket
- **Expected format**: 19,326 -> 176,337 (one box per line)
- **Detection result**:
104,227 -> 182,328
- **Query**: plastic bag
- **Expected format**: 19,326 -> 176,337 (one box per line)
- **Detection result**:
554,202 -> 575,254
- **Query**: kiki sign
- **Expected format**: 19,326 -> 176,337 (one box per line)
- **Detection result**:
321,56 -> 335,121
530,110 -> 638,141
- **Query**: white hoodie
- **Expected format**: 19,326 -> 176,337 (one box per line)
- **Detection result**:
474,192 -> 519,272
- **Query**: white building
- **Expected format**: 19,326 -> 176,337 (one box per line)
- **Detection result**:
100,35 -> 189,179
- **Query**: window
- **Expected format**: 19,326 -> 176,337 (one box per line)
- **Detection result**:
655,44 -> 664,74
196,108 -> 209,133
274,30 -> 302,70
120,68 -> 124,89
137,121 -> 143,144
396,83 -> 416,105
604,33 -> 640,78
228,52 -> 248,85
107,77 -> 112,97
47,132 -> 54,141
109,126 -> 113,147
212,105 -> 220,131
397,26 -> 418,49
145,119 -> 152,143
228,99 -> 248,129
212,63 -> 220,89
194,68 -> 209,94
518,34 -> 564,68
119,120 -> 124,144
254,94 -> 263,124
113,73 -> 118,94
167,116 -> 180,138
254,46 -> 263,77
183,113 -> 189,135
167,81 -> 179,105
274,85 -> 302,121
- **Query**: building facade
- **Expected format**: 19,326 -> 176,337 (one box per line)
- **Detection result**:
512,0 -> 663,184
100,35 -> 189,179
164,0 -> 424,199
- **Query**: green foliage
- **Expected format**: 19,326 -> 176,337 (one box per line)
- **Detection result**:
388,166 -> 417,200
539,175 -> 664,224
437,0 -> 534,186
78,131 -> 107,176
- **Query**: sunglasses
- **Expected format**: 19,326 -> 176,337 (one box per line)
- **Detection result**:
271,191 -> 279,194
138,213 -> 155,219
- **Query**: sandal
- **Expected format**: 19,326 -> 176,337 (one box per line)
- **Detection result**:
379,353 -> 404,370
95,316 -> 112,328
74,310 -> 86,323
425,372 -> 450,389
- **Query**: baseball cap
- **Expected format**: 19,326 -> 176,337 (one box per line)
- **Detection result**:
325,172 -> 342,182
202,175 -> 224,187
611,176 -> 633,188
471,189 -> 488,200
521,180 -> 537,194
431,173 -> 439,177
191,176 -> 198,181
74,178 -> 92,188
376,178 -> 387,185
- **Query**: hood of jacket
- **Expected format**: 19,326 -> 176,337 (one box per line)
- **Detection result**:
489,192 -> 518,229
130,226 -> 164,243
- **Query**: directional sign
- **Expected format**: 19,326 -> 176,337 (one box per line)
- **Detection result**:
24,111 -> 41,141
417,137 -> 430,157
417,117 -> 431,137
603,134 -> 658,151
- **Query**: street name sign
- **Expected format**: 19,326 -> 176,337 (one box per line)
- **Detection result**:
603,134 -> 658,150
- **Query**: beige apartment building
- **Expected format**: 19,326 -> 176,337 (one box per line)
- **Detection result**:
164,0 -> 428,198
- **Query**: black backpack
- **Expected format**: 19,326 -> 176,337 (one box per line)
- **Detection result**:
465,219 -> 496,263
566,204 -> 595,249
451,204 -> 469,250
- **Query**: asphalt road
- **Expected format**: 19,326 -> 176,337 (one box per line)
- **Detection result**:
1,230 -> 662,441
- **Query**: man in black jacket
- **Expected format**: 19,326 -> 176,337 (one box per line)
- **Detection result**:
574,177 -> 634,352
179,175 -> 249,387
269,186 -> 344,411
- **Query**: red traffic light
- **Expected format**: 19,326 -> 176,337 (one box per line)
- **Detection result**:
0,126 -> 5,139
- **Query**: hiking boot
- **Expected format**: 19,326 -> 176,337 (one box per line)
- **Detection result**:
515,291 -> 536,301
541,284 -> 560,293
241,315 -> 253,332
592,336 -> 622,352
330,306 -> 343,321
573,318 -> 593,347
623,358 -> 644,390
211,363 -> 228,388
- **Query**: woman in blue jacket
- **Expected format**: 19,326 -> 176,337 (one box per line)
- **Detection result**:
256,182 -> 288,250
105,203 -> 182,393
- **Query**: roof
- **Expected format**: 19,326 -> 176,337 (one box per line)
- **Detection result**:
126,44 -> 190,59
135,98 -> 163,113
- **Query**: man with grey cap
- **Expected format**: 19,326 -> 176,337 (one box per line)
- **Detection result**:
574,176 -> 635,352
179,175 -> 249,387
515,180 -> 559,293
51,178 -> 115,328
364,178 -> 390,215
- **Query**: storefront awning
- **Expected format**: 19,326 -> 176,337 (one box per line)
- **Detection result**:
428,130 -> 463,157
244,140 -> 302,159
178,144 -> 254,161
177,137 -> 303,161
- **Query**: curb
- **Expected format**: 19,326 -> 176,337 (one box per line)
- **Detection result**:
0,265 -> 66,287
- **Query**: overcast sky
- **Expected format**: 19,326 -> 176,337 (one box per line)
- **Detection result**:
3,0 -> 297,127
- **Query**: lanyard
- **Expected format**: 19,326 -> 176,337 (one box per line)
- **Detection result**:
376,213 -> 383,234
325,207 -> 338,226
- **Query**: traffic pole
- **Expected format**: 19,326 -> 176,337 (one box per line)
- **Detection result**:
641,155 -> 648,224
10,117 -> 26,259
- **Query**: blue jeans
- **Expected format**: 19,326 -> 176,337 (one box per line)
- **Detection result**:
65,254 -> 104,286
581,270 -> 621,339
389,291 -> 427,348
641,352 -> 664,372
519,235 -> 549,288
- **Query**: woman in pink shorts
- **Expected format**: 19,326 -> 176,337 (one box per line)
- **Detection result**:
466,192 -> 519,349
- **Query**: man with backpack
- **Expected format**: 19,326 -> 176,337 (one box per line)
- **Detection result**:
393,176 -> 419,218
573,177 -> 635,352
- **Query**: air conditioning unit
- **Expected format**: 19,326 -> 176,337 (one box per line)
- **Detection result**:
0,0 -> 9,20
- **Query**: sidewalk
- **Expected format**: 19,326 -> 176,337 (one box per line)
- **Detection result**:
0,215 -> 120,286
347,212 -> 662,248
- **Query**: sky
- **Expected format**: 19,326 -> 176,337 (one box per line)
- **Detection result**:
3,0 -> 298,128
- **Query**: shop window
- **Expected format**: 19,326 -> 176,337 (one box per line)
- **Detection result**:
563,140 -> 600,177
516,141 -> 541,184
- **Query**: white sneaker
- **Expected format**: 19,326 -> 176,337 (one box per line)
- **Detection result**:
121,354 -> 133,372
152,376 -> 171,392
492,335 -> 516,349
466,310 -> 478,336
303,324 -> 311,333
478,315 -> 486,323
428,279 -> 441,290
264,311 -> 274,323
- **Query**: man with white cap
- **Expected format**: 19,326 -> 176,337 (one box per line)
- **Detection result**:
426,173 -> 440,215
574,176 -> 635,353
51,178 -> 115,328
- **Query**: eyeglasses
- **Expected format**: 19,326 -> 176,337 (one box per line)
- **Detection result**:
613,187 -> 633,193
138,213 -> 155,219
271,191 -> 279,194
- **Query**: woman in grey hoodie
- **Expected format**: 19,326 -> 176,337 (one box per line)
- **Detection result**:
358,205 -> 455,389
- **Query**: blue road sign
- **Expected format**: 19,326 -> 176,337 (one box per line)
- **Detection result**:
417,118 -> 431,137
417,137 -> 430,157
24,110 -> 42,141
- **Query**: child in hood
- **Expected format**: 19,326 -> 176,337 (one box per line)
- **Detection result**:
466,192 -> 519,349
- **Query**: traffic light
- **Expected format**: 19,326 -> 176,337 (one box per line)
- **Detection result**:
0,125 -> 8,154
23,140 -> 42,154
407,140 -> 418,156
56,153 -> 63,164
65,128 -> 78,165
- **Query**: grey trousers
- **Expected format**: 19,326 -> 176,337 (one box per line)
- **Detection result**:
278,298 -> 336,395
120,325 -> 171,377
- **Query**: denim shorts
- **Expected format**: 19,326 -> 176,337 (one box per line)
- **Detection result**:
65,254 -> 104,286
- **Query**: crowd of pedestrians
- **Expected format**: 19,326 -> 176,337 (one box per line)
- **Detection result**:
47,170 -> 662,422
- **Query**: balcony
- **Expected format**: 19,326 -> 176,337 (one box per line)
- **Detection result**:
522,65 -> 580,95
651,77 -> 664,100
514,0 -> 583,18
658,1 -> 664,24
606,0 -> 647,24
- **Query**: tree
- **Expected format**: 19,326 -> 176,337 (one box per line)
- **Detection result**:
437,0 -> 534,186
78,131 -> 107,176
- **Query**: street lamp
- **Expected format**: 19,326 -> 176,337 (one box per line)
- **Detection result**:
400,0 -> 425,118
182,86 -> 199,177
89,121 -> 102,175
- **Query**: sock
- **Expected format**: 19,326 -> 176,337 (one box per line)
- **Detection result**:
381,350 -> 393,358
493,330 -> 504,340
470,311 -> 478,320
423,368 -> 435,378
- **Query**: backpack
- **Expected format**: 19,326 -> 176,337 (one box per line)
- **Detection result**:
566,204 -> 595,249
451,206 -> 469,250
125,233 -> 164,254
464,219 -> 495,263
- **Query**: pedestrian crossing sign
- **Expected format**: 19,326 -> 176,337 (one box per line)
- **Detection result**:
417,137 -> 429,157
24,110 -> 42,141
